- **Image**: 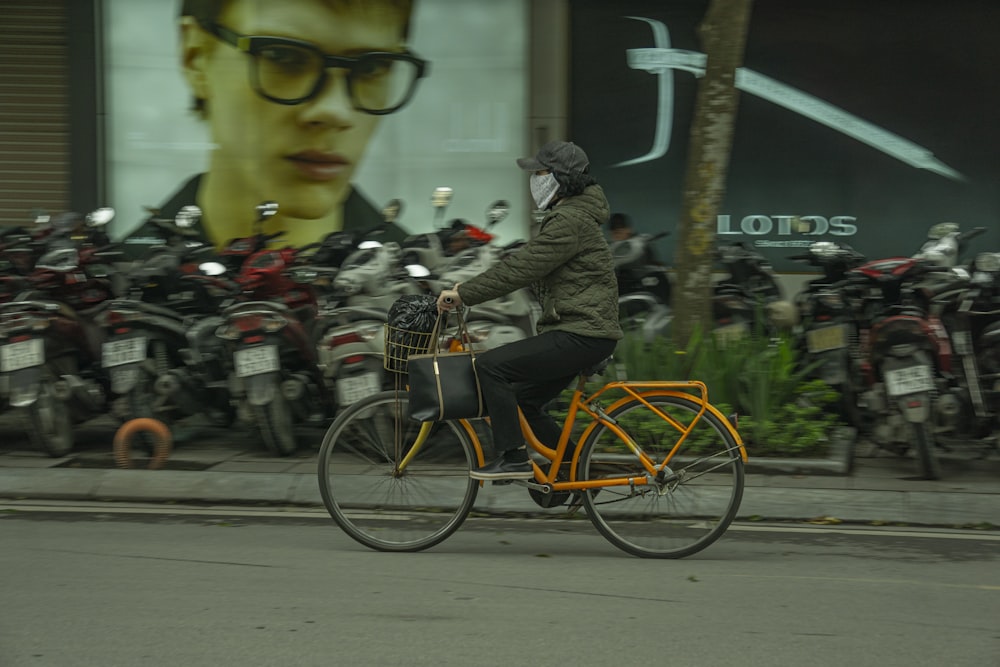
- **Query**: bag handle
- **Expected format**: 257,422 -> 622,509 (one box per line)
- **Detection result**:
429,308 -> 477,361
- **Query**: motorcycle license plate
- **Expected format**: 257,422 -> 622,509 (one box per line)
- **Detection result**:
338,372 -> 380,406
234,345 -> 280,378
884,365 -> 934,397
806,324 -> 848,353
102,337 -> 147,368
0,338 -> 44,372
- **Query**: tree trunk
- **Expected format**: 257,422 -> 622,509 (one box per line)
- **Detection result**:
671,0 -> 754,347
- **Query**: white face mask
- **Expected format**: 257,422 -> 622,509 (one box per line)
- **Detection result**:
529,172 -> 560,210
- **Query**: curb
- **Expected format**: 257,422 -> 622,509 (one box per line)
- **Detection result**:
2,466 -> 998,528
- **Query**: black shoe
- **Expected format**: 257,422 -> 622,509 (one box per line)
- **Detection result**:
470,456 -> 534,480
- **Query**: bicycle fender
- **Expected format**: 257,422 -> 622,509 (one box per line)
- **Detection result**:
580,390 -> 747,463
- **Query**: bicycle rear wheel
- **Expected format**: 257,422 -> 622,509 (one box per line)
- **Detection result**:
578,393 -> 744,559
317,390 -> 480,552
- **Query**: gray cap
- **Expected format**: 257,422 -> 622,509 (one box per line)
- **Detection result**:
516,141 -> 589,173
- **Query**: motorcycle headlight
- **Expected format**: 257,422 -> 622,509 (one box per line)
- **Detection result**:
334,276 -> 361,295
974,252 -> 1000,273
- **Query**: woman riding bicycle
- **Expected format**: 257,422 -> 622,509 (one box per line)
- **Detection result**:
437,140 -> 623,480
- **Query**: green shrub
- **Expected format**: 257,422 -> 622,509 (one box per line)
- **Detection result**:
608,328 -> 844,457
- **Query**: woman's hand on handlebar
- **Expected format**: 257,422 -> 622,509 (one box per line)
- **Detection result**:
437,285 -> 462,313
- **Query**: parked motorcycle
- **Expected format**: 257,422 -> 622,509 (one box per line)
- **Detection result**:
789,240 -> 867,423
433,200 -> 538,352
613,230 -> 673,344
314,201 -> 434,414
713,242 -> 790,341
399,187 -> 496,275
214,203 -> 329,455
913,223 -> 997,450
96,206 -> 237,431
0,208 -> 121,455
845,253 -> 955,479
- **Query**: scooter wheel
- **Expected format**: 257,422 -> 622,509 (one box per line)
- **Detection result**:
114,418 -> 172,470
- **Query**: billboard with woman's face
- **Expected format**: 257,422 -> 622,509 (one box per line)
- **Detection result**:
103,0 -> 529,247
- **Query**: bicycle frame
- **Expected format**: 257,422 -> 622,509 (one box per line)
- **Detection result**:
398,376 -> 746,491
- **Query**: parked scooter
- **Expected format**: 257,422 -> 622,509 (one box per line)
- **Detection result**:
613,231 -> 673,344
912,223 -> 997,449
96,206 -> 237,430
789,240 -> 867,423
314,201 -> 432,414
398,187 -> 496,275
845,253 -> 955,479
0,208 -> 121,456
214,203 -> 329,455
434,200 -> 538,352
713,242 -> 789,341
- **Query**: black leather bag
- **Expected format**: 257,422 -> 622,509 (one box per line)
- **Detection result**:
407,311 -> 487,422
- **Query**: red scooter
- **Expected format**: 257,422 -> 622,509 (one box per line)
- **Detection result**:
846,256 -> 954,479
214,204 -> 329,456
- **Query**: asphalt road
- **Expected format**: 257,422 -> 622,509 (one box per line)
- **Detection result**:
2,502 -> 998,667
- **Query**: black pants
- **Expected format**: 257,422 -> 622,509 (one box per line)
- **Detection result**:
475,330 -> 617,456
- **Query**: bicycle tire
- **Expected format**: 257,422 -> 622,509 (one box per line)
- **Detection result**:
317,390 -> 479,552
578,393 -> 745,559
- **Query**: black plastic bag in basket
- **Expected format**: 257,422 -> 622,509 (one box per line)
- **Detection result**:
385,294 -> 439,373
388,294 -> 438,332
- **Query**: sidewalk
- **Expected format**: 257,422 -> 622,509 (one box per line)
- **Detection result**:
1,414 -> 998,527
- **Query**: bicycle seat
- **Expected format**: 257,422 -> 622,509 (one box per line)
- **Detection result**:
581,356 -> 613,378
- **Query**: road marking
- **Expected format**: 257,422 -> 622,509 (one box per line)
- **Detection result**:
729,523 -> 1000,541
0,502 -> 331,520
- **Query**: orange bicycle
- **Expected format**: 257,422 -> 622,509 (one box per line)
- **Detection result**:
316,325 -> 747,559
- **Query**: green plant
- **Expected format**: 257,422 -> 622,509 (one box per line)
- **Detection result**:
608,328 -> 844,457
739,379 -> 842,457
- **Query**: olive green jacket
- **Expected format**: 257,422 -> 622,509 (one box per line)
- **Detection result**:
458,185 -> 623,340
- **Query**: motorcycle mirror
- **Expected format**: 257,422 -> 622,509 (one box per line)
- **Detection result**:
926,221 -> 959,240
176,205 -> 202,229
199,261 -> 227,276
810,241 -> 840,259
485,200 -> 510,225
381,198 -> 404,224
255,201 -> 279,221
431,187 -> 453,209
86,207 -> 115,227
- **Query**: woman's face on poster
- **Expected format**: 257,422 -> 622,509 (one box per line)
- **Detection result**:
182,0 -> 409,221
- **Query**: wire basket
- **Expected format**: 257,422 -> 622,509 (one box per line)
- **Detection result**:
383,323 -> 435,373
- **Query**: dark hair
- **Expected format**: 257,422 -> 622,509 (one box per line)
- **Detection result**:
181,0 -> 416,115
553,170 -> 597,199
609,213 -> 630,230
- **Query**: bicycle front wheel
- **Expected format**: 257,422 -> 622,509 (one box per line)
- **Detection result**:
317,390 -> 480,552
579,393 -> 745,559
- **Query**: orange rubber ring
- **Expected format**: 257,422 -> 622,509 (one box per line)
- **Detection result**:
113,418 -> 173,470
